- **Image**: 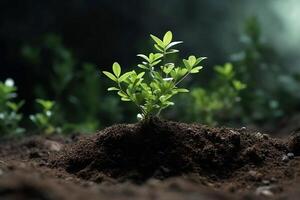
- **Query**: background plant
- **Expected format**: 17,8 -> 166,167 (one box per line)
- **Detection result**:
22,34 -> 123,132
103,31 -> 206,120
185,63 -> 246,125
2,1 -> 300,133
231,17 -> 300,126
30,99 -> 60,135
0,79 -> 25,136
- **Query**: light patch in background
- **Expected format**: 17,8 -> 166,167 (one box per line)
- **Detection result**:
271,0 -> 300,52
239,0 -> 300,71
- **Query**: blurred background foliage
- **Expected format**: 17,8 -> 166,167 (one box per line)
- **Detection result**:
1,0 -> 300,134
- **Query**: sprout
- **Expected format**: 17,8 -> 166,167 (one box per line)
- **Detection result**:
102,31 -> 206,120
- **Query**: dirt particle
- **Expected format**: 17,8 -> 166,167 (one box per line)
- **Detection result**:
262,180 -> 270,185
247,170 -> 262,181
270,177 -> 278,183
242,146 -> 264,163
44,140 -> 63,152
240,127 -> 247,131
256,186 -> 274,197
255,132 -> 264,140
263,134 -> 270,140
287,152 -> 295,159
282,155 -> 289,162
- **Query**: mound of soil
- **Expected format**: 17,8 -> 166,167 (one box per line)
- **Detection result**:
53,118 -> 289,184
1,118 -> 300,199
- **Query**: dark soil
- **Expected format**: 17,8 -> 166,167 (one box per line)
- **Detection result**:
1,118 -> 300,199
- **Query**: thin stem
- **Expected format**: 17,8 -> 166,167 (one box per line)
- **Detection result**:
162,49 -> 167,78
174,72 -> 191,87
156,107 -> 163,116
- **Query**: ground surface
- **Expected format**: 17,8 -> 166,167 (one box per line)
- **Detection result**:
0,118 -> 300,200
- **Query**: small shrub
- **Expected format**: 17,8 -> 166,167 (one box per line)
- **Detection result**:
230,17 -> 295,123
22,34 -> 106,131
30,99 -> 60,134
103,31 -> 206,120
0,79 -> 25,136
188,63 -> 246,125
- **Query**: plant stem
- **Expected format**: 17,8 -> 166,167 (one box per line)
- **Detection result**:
174,72 -> 191,86
156,107 -> 163,116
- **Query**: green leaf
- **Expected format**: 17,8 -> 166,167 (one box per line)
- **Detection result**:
232,80 -> 247,90
195,57 -> 207,65
188,56 -> 197,66
126,89 -> 134,100
118,71 -> 132,82
165,101 -> 175,106
163,77 -> 173,81
166,49 -> 179,54
112,62 -> 121,77
7,100 -> 25,111
149,53 -> 155,62
214,63 -> 235,80
103,71 -> 118,82
154,53 -> 163,60
151,60 -> 162,66
178,68 -> 188,77
163,31 -> 172,45
118,91 -> 128,98
176,88 -> 189,93
137,64 -> 149,70
183,59 -> 191,70
190,66 -> 203,73
36,99 -> 54,110
121,97 -> 131,101
154,44 -> 164,52
137,54 -> 149,62
150,34 -> 164,47
137,72 -> 145,79
166,41 -> 183,49
107,87 -> 119,91
215,63 -> 233,76
6,102 -> 18,111
159,95 -> 172,102
163,64 -> 174,74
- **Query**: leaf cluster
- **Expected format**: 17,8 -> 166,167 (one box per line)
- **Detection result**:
103,31 -> 206,120
30,99 -> 60,134
190,63 -> 246,125
0,79 -> 25,136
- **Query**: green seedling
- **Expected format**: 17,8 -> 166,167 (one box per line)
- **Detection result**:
0,79 -> 25,136
30,99 -> 60,134
190,63 -> 246,125
103,31 -> 206,120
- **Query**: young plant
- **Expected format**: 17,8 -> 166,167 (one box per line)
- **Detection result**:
103,31 -> 206,120
0,79 -> 25,136
30,99 -> 60,134
231,17 -> 285,123
189,63 -> 246,125
22,34 -> 108,132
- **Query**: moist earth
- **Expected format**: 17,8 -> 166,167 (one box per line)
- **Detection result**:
1,118 -> 300,199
